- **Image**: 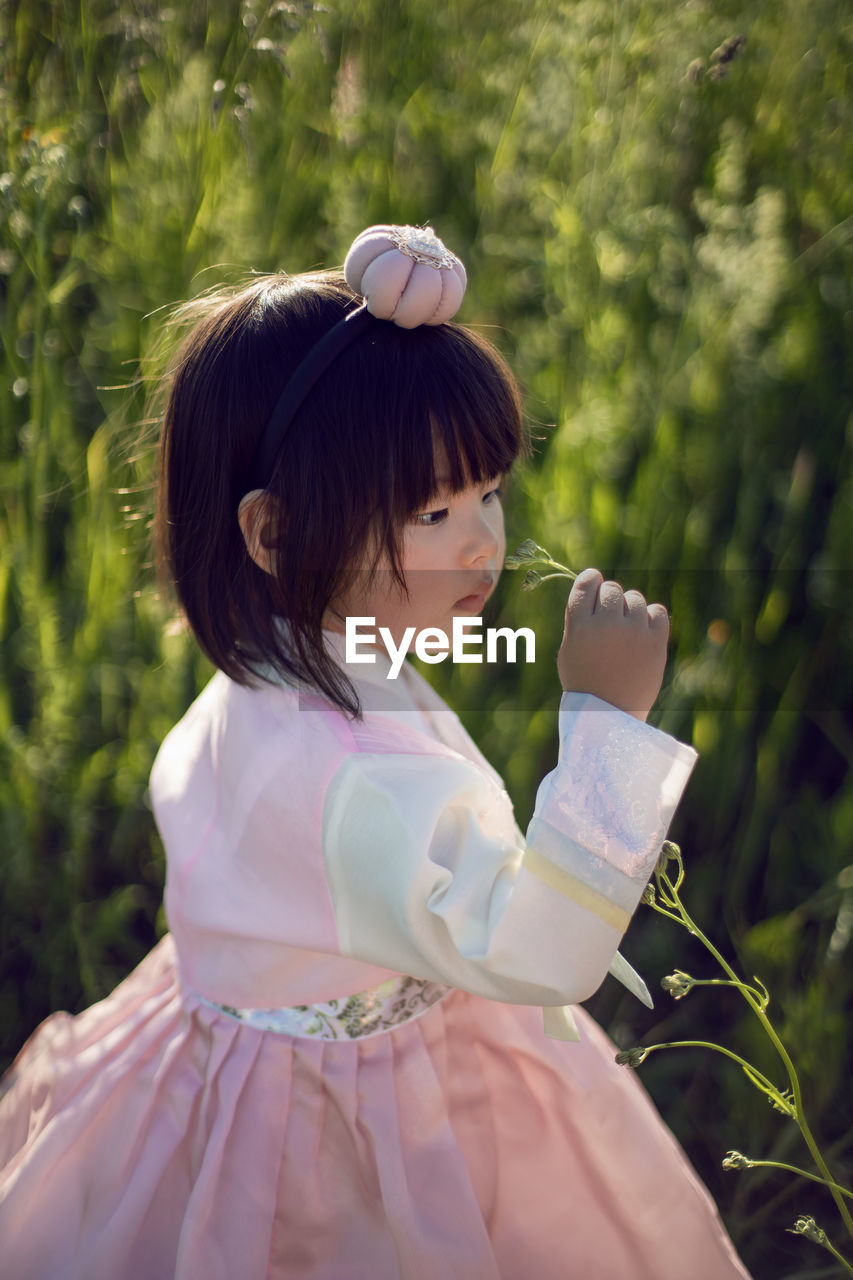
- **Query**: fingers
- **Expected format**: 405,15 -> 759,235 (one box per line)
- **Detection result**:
623,588 -> 648,620
597,580 -> 627,613
648,601 -> 670,636
566,567 -> 603,620
559,568 -> 671,719
567,569 -> 669,631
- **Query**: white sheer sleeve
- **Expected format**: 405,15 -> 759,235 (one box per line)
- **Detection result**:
322,692 -> 697,1031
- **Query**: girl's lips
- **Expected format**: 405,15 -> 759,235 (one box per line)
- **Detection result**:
454,583 -> 493,610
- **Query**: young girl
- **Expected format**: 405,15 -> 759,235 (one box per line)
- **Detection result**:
0,225 -> 750,1279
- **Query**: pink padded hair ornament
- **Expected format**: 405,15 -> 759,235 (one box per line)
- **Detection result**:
344,224 -> 467,328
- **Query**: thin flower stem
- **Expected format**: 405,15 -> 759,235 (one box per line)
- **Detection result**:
537,570 -> 577,583
688,977 -> 767,1003
639,1040 -> 779,1096
821,1236 -> 853,1276
504,545 -> 578,583
658,867 -> 853,1239
647,903 -> 684,926
740,1161 -> 853,1201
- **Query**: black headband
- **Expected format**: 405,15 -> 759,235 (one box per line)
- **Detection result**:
243,303 -> 378,496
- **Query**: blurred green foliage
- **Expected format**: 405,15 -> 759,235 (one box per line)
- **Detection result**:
1,1 -> 851,1275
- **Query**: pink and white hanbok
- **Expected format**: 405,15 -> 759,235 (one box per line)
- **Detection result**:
0,631 -> 751,1279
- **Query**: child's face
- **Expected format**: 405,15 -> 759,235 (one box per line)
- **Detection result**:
324,471 -> 506,648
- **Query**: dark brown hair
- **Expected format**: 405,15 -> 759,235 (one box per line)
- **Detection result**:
156,269 -> 529,719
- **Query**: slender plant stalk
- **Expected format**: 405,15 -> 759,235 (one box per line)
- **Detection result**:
650,846 -> 853,1241
728,1160 -> 853,1202
826,1241 -> 853,1277
617,1039 -> 781,1100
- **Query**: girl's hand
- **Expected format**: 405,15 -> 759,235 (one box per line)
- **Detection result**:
557,568 -> 670,722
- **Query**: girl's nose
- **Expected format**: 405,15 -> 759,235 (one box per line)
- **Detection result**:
461,505 -> 501,565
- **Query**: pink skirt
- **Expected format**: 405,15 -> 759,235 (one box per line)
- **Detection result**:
0,935 -> 750,1279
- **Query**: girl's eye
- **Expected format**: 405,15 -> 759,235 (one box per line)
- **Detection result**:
413,507 -> 448,527
411,482 -> 504,527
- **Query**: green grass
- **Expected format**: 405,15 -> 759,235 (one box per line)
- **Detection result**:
2,2 -> 852,1275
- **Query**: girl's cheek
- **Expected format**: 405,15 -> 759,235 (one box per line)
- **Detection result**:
403,526 -> 442,567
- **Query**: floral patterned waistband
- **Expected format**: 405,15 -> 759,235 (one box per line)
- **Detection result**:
192,974 -> 453,1041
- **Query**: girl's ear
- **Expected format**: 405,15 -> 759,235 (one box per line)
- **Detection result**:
237,489 -> 281,575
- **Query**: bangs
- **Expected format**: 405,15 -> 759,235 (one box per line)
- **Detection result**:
359,320 -> 527,526
345,320 -> 529,591
294,314 -> 530,588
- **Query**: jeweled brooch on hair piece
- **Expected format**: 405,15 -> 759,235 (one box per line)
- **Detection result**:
344,224 -> 467,328
387,225 -> 460,270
